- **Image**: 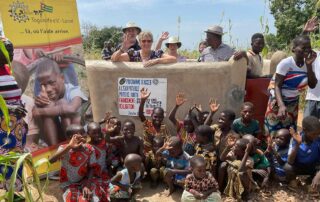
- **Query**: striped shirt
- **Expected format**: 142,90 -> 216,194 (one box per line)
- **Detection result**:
0,64 -> 21,102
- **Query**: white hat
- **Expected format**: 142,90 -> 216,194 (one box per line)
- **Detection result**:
165,36 -> 182,48
122,22 -> 141,34
205,25 -> 223,35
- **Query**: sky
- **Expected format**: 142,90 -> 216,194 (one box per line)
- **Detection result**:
76,0 -> 277,50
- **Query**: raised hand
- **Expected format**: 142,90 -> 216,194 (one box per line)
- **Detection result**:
305,50 -> 317,66
163,139 -> 173,150
140,87 -> 151,100
176,92 -> 187,106
289,127 -> 302,145
209,98 -> 220,113
227,136 -> 236,148
304,16 -> 319,33
121,34 -> 135,51
245,142 -> 253,154
159,32 -> 169,41
68,134 -> 84,149
194,104 -> 203,112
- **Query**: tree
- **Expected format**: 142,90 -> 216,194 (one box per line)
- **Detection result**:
269,0 -> 317,46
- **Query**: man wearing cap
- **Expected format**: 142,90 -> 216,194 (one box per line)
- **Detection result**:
118,22 -> 141,50
200,25 -> 246,62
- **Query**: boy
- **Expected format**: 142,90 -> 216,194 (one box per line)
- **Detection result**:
156,136 -> 191,196
49,124 -> 105,202
169,92 -> 198,155
285,116 -> 320,191
266,128 -> 291,182
32,58 -> 87,146
204,103 -> 236,159
232,102 -> 260,137
182,156 -> 221,202
246,33 -> 265,78
138,88 -> 170,153
147,136 -> 165,187
105,119 -> 145,162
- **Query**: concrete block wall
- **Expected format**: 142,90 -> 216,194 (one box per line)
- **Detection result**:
86,59 -> 247,136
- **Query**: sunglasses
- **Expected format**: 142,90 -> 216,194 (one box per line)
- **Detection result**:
141,40 -> 152,43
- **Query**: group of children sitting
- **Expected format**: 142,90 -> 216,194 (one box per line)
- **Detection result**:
51,89 -> 320,202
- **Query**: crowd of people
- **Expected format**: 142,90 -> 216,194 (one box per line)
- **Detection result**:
1,16 -> 320,202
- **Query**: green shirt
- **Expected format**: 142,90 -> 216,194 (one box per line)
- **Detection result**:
232,118 -> 260,136
251,153 -> 270,169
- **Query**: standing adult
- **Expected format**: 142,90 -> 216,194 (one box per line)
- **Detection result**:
200,25 -> 246,62
116,22 -> 141,51
264,35 -> 317,137
101,40 -> 114,60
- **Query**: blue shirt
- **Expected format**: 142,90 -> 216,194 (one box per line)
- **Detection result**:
288,132 -> 320,165
272,145 -> 289,177
162,150 -> 191,170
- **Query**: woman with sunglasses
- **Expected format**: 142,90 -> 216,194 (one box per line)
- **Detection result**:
111,31 -> 176,67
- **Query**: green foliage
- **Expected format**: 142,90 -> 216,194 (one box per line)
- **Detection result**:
0,152 -> 50,202
269,0 -> 317,46
82,22 -> 122,52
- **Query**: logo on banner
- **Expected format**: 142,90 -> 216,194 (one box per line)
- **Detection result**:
8,0 -> 54,23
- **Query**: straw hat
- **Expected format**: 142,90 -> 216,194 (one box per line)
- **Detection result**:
205,25 -> 224,35
165,36 -> 182,48
122,22 -> 141,34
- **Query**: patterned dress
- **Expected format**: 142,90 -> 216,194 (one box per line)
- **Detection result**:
143,119 -> 169,153
177,121 -> 196,155
264,56 -> 309,137
59,143 -> 109,202
128,50 -> 164,62
0,64 -> 27,191
194,143 -> 217,172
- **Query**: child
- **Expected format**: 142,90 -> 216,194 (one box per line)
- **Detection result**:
103,114 -> 122,175
246,33 -> 265,78
33,58 -> 87,146
147,136 -> 165,187
87,122 -> 109,180
105,119 -> 145,163
109,153 -> 143,201
220,138 -> 253,200
138,88 -> 170,153
205,103 -> 236,159
266,128 -> 291,182
285,116 -> 320,191
182,156 -> 221,202
156,136 -> 191,196
232,102 -> 260,137
169,92 -> 198,155
194,125 -> 217,176
242,134 -> 271,188
49,124 -> 107,202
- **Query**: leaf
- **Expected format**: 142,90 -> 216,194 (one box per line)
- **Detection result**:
0,95 -> 10,135
0,40 -> 12,74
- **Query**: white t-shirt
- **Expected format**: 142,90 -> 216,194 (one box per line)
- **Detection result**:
63,83 -> 87,103
306,52 -> 320,101
271,56 -> 308,99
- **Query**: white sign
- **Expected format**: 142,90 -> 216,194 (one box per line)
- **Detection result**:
118,77 -> 167,116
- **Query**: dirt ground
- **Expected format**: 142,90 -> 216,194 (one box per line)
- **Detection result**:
41,178 -> 319,202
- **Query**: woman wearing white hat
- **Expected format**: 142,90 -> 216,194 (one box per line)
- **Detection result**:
111,31 -> 176,67
156,33 -> 186,62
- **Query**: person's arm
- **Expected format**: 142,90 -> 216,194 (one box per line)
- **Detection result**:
111,34 -> 133,62
239,142 -> 252,172
49,134 -> 84,163
274,73 -> 286,118
204,98 -> 220,126
305,50 -> 317,89
302,17 -> 319,35
220,138 -> 236,161
138,138 -> 145,161
233,51 -> 249,64
155,139 -> 172,157
138,88 -> 151,122
33,97 -> 82,117
110,171 -> 130,191
168,92 -> 187,126
155,32 -> 169,50
287,127 -> 302,165
312,171 -> 320,190
143,54 -> 177,68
